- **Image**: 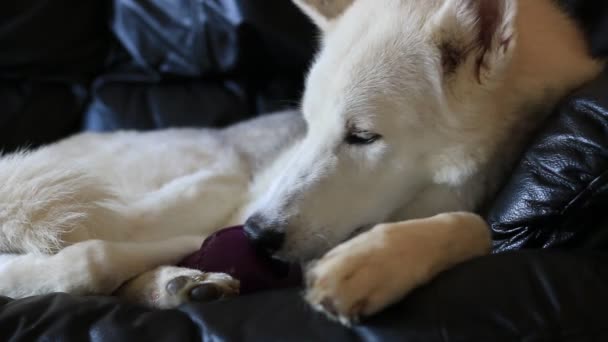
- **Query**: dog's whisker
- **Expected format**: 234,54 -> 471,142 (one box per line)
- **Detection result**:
314,232 -> 332,250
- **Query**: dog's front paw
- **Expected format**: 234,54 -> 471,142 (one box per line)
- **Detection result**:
305,228 -> 396,326
305,214 -> 492,326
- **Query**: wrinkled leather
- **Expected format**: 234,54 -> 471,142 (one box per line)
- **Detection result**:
488,70 -> 608,252
2,0 -> 608,341
84,0 -> 316,131
1,251 -> 607,341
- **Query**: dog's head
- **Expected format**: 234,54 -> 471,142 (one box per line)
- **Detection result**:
245,0 -> 517,261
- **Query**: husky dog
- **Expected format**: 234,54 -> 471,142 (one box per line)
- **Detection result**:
0,0 -> 603,325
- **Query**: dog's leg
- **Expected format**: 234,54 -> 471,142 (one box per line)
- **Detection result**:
0,148 -> 246,306
0,236 -> 218,300
305,212 -> 491,325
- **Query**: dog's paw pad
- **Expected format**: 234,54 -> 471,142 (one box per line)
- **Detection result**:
166,276 -> 190,295
165,273 -> 239,304
188,283 -> 223,302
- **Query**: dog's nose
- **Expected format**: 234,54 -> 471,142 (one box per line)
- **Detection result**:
244,215 -> 285,255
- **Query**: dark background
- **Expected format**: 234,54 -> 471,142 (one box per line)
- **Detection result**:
2,0 -> 608,154
0,0 -> 317,153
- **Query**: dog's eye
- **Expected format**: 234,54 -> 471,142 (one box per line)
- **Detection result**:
345,131 -> 382,145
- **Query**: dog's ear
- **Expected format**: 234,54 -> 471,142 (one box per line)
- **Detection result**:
292,0 -> 354,31
434,0 -> 517,84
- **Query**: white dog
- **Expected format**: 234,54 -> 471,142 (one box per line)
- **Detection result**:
0,0 -> 604,325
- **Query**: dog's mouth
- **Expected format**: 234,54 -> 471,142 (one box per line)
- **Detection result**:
271,224 -> 376,264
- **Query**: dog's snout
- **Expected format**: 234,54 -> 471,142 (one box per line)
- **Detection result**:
244,215 -> 285,255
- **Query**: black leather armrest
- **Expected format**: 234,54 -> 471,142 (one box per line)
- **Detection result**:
2,250 -> 607,342
83,0 -> 316,131
488,70 -> 608,252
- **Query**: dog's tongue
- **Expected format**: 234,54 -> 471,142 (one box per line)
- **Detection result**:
178,226 -> 302,294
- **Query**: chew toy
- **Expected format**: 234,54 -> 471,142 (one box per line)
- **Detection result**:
178,226 -> 302,294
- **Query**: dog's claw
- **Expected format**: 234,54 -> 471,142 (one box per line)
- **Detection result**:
320,297 -> 339,317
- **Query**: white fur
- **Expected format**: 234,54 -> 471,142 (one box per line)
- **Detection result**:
250,0 -> 604,262
286,0 -> 604,323
0,0 -> 603,321
0,112 -> 302,307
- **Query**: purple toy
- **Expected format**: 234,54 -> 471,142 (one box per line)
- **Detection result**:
178,226 -> 302,295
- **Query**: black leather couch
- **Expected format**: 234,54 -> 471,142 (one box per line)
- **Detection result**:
2,0 -> 608,341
